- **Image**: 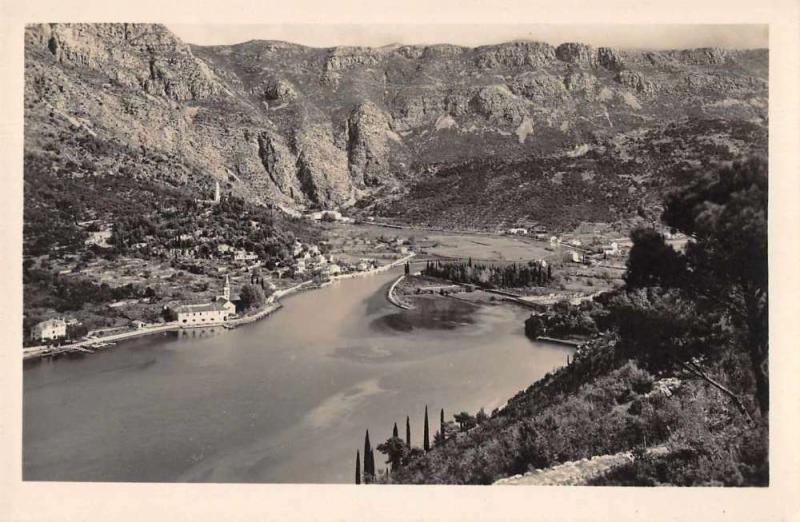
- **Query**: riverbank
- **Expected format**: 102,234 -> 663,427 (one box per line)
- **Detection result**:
386,275 -> 412,310
23,253 -> 416,361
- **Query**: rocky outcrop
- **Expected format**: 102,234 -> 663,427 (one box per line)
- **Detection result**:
347,102 -> 392,187
597,47 -> 626,71
256,131 -> 304,201
509,71 -> 567,103
27,23 -> 220,102
390,92 -> 446,130
555,42 -> 597,68
295,125 -> 354,208
470,85 -> 530,125
475,41 -> 555,68
616,70 -> 657,95
563,71 -> 598,98
262,79 -> 298,104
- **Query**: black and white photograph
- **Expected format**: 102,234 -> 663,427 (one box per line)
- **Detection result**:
3,0 -> 800,519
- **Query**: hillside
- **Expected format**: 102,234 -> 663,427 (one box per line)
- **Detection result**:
25,24 -> 767,230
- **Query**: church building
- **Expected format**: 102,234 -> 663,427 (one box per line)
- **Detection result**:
173,276 -> 236,327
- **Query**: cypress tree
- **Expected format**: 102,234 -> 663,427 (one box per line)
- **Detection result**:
440,408 -> 445,442
423,405 -> 430,452
364,430 -> 373,482
355,450 -> 361,485
392,422 -> 399,438
405,416 -> 411,446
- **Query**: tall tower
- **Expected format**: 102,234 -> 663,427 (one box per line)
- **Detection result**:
214,181 -> 221,204
223,275 -> 231,301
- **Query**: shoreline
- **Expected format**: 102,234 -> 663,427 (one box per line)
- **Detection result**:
23,252 -> 416,361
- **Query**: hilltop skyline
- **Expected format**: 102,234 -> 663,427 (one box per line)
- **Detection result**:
167,23 -> 768,50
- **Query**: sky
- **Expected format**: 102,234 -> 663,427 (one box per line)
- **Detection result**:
167,24 -> 768,50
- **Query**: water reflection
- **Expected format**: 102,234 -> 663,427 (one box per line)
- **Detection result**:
24,268 -> 572,483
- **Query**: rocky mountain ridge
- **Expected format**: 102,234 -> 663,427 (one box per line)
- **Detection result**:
25,23 -> 768,227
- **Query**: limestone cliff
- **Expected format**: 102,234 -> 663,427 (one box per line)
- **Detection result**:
25,23 -> 768,222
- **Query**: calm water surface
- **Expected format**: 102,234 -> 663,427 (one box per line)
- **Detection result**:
23,268 -> 571,483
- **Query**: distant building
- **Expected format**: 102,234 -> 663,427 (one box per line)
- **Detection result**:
173,276 -> 235,326
214,181 -> 221,204
173,301 -> 236,326
234,249 -> 258,262
603,242 -> 620,256
85,230 -> 113,248
31,318 -> 67,342
507,228 -> 528,235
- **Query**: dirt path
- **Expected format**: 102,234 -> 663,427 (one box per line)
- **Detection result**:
493,446 -> 668,486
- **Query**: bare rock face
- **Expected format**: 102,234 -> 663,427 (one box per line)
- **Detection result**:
256,131 -> 304,202
563,71 -> 599,99
28,23 -> 219,102
616,70 -> 657,95
322,46 -> 381,86
556,42 -> 597,68
295,124 -> 355,208
347,102 -> 391,187
262,79 -> 298,104
673,47 -> 731,65
24,24 -> 769,217
597,47 -> 626,71
445,89 -> 473,117
390,92 -> 446,130
470,85 -> 530,124
509,71 -> 568,103
475,41 -> 556,68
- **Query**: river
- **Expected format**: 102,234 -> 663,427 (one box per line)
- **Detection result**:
23,267 -> 572,483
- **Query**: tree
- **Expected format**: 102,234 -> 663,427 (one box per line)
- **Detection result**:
440,408 -> 445,443
476,407 -> 488,425
625,228 -> 687,289
423,405 -> 430,452
363,430 -> 375,483
392,422 -> 399,438
377,436 -> 409,472
663,159 -> 768,415
406,416 -> 411,447
454,412 -> 477,432
239,283 -> 266,310
355,450 -> 361,485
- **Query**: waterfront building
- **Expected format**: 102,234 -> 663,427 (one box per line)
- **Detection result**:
31,318 -> 67,341
173,276 -> 236,326
174,301 -> 236,326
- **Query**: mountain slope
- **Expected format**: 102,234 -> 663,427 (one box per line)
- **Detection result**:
25,24 -> 768,226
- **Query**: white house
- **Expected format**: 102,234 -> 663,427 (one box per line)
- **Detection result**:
85,230 -> 113,248
603,242 -> 620,256
173,276 -> 236,327
234,249 -> 259,262
507,228 -> 528,235
31,318 -> 67,341
174,301 -> 236,326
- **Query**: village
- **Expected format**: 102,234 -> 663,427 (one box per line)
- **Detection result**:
24,179 -> 681,359
22,192 -> 417,354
